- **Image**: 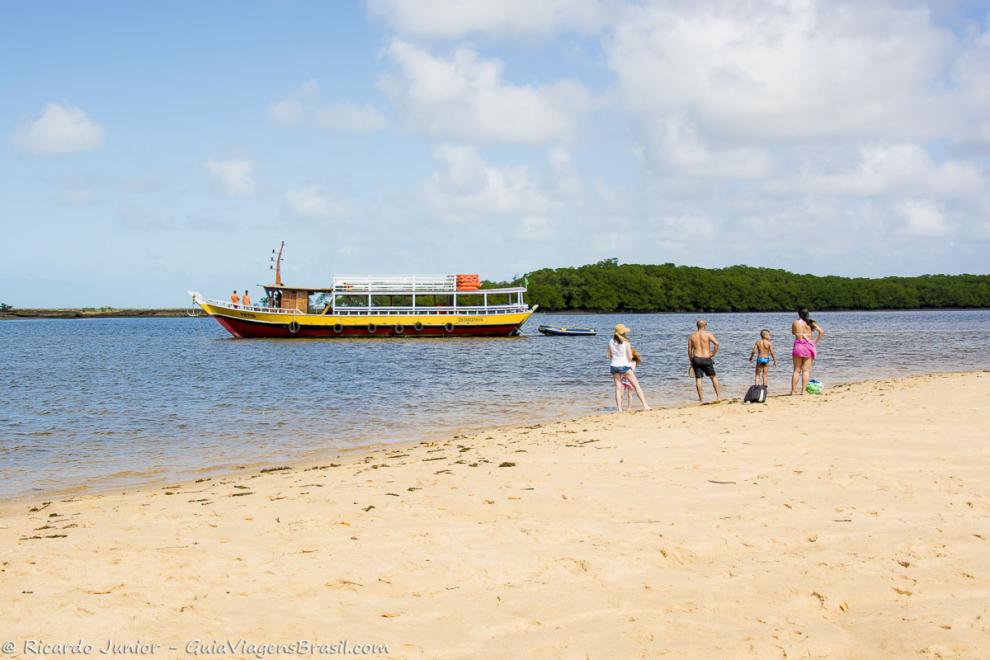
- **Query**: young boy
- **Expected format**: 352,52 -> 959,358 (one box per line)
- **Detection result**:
621,348 -> 642,409
748,329 -> 777,387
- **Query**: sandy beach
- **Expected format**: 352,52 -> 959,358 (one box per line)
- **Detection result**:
2,371 -> 988,658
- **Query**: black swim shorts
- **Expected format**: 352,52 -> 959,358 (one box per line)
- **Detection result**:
691,357 -> 716,378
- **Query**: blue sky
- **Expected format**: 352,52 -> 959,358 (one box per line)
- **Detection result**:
2,0 -> 989,307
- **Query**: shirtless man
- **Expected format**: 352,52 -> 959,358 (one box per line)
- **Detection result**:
688,320 -> 722,402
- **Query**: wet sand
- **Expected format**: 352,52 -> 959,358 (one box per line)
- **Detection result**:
2,372 -> 988,658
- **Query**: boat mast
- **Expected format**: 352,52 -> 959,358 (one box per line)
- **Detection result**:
271,241 -> 285,286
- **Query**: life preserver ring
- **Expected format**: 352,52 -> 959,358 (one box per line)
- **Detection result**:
367,323 -> 377,334
332,323 -> 343,334
413,322 -> 424,332
444,322 -> 455,334
288,321 -> 301,334
394,325 -> 404,334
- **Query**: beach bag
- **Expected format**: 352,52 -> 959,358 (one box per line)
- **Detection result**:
744,384 -> 767,403
806,379 -> 824,395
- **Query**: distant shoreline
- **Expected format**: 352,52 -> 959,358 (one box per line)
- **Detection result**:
0,308 -> 192,320
2,306 -> 988,320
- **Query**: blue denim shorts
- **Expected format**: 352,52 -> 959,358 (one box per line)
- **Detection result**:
610,366 -> 631,375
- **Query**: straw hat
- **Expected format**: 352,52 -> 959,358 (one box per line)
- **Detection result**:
614,323 -> 631,336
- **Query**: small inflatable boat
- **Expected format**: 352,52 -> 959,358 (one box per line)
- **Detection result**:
538,325 -> 597,337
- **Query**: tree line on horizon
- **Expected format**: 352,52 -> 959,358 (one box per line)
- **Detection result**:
486,259 -> 990,312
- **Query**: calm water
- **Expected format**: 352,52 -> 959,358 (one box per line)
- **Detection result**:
2,310 -> 988,499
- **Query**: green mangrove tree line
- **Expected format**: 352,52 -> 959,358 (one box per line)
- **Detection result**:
488,260 -> 990,312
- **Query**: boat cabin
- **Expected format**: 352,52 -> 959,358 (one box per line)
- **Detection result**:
262,275 -> 526,316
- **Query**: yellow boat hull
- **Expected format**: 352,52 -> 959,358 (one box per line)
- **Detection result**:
196,301 -> 535,338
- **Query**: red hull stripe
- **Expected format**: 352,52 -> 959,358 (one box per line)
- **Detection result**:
213,315 -> 523,338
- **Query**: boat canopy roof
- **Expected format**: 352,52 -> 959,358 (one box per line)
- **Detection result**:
261,284 -> 526,295
263,274 -> 523,295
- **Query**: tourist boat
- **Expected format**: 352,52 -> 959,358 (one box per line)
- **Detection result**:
189,243 -> 535,339
538,325 -> 597,337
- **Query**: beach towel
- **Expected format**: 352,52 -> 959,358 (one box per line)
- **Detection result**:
792,337 -> 816,359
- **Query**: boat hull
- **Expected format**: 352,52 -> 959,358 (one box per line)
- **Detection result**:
538,325 -> 597,336
215,315 -> 526,338
196,302 -> 534,339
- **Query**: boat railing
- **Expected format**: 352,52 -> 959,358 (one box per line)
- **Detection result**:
332,274 -> 458,292
204,298 -> 302,314
202,296 -> 529,316
330,305 -> 529,316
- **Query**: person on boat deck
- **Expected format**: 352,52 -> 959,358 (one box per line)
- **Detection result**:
242,290 -> 251,308
230,290 -> 240,308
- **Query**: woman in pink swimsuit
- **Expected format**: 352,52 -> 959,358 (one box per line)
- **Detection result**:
790,307 -> 825,395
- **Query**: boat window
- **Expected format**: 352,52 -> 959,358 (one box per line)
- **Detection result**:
335,294 -> 365,308
313,292 -> 331,309
486,293 -> 510,306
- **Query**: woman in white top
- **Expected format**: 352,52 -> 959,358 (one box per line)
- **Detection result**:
607,323 -> 650,412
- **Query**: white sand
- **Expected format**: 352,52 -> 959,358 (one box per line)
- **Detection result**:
2,372 -> 988,658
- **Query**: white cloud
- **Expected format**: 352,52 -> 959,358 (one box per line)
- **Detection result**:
368,0 -> 609,39
12,103 -> 105,155
950,20 -> 990,145
514,216 -> 554,241
313,103 -> 389,132
583,0 -> 990,265
608,1 -> 955,144
653,214 -> 719,244
794,143 -> 984,198
269,100 -> 304,126
424,144 -> 559,219
299,79 -> 319,97
381,40 -> 590,143
205,159 -> 255,196
284,185 -> 348,219
227,5 -> 990,276
644,115 -> 774,178
269,81 -> 388,133
896,198 -> 950,236
548,147 -> 582,197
